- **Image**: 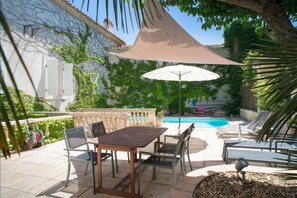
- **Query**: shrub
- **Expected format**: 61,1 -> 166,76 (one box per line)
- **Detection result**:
6,117 -> 74,153
0,87 -> 56,121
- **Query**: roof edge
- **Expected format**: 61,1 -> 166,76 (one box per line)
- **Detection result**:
50,0 -> 126,46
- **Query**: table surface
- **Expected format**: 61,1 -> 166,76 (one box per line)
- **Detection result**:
87,126 -> 168,148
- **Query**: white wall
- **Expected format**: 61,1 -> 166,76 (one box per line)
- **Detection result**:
0,0 -> 121,111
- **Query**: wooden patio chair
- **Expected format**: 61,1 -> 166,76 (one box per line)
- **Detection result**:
138,130 -> 189,194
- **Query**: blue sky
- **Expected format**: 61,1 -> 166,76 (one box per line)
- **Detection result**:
111,6 -> 225,45
73,2 -> 224,45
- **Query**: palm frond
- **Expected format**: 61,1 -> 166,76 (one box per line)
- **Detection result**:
71,0 -> 164,31
0,10 -> 35,158
249,33 -> 297,141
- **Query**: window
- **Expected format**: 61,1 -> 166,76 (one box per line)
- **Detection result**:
45,59 -> 73,99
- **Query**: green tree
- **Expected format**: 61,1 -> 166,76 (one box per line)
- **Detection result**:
74,0 -> 297,40
224,21 -> 262,62
161,0 -> 296,40
106,59 -> 220,114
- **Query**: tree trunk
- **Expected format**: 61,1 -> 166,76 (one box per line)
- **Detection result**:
216,0 -> 297,40
233,37 -> 240,60
260,1 -> 297,39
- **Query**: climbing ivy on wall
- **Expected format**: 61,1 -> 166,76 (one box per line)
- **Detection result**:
224,21 -> 267,115
49,24 -> 104,111
220,21 -> 267,115
49,25 -> 103,64
67,68 -> 101,111
105,59 -> 169,112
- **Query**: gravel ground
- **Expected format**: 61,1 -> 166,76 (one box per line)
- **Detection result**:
193,171 -> 297,198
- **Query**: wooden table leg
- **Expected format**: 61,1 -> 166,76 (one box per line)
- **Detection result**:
98,147 -> 102,190
133,149 -> 138,161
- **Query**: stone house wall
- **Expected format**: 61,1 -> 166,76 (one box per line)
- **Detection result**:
0,0 -> 124,111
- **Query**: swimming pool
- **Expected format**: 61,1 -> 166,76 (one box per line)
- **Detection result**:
162,117 -> 229,128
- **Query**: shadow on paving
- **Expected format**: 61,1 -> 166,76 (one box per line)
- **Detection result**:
163,136 -> 208,154
36,179 -> 90,197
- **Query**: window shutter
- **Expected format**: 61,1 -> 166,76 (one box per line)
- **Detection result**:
63,63 -> 73,96
58,62 -> 64,96
45,59 -> 58,98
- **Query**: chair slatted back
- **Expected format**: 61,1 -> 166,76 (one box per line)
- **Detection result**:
174,129 -> 188,156
90,121 -> 107,138
64,127 -> 87,149
188,123 -> 195,134
247,111 -> 271,130
183,123 -> 195,151
183,130 -> 191,152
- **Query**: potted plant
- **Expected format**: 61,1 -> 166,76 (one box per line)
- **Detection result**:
156,111 -> 164,127
288,119 -> 297,136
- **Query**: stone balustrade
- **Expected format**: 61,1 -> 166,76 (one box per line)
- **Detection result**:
3,108 -> 157,139
77,108 -> 156,128
72,112 -> 130,136
42,108 -> 156,136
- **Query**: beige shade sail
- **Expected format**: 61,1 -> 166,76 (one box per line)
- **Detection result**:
113,0 -> 241,65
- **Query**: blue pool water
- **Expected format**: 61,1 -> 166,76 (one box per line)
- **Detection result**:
163,117 -> 229,128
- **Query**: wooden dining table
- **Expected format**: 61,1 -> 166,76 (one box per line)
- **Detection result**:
86,126 -> 168,198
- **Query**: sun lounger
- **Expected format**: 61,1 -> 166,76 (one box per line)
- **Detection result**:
217,111 -> 271,137
245,111 -> 271,133
222,139 -> 297,160
195,106 -> 205,115
225,148 -> 297,167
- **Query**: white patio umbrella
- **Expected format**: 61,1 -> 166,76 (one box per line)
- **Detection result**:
142,65 -> 220,133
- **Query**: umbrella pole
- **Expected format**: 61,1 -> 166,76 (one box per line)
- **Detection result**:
178,72 -> 181,134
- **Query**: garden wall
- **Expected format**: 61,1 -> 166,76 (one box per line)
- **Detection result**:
240,108 -> 258,121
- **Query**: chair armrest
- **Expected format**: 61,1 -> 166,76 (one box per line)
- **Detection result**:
287,148 -> 297,153
64,149 -> 96,162
64,148 -> 92,153
139,151 -> 175,161
287,149 -> 297,165
153,141 -> 177,152
275,139 -> 297,143
154,141 -> 177,146
139,151 -> 153,160
164,134 -> 179,142
149,153 -> 175,159
139,151 -> 154,156
274,140 -> 297,151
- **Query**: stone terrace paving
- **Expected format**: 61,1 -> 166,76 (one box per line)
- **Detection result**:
0,123 -> 238,198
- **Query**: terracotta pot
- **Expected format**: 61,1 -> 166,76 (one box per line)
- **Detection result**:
288,127 -> 297,136
156,118 -> 163,127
